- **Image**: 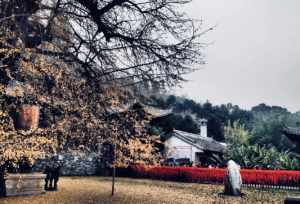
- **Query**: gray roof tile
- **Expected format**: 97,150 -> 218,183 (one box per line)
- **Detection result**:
171,129 -> 227,153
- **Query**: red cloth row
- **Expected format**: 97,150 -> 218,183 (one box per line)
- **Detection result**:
128,165 -> 300,186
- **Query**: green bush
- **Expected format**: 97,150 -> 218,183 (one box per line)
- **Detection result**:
225,121 -> 300,170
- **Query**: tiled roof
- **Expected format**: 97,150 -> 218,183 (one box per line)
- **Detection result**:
283,127 -> 300,136
171,130 -> 227,153
121,103 -> 172,118
144,106 -> 172,118
283,127 -> 300,142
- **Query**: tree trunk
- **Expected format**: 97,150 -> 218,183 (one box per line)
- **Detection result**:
111,166 -> 115,196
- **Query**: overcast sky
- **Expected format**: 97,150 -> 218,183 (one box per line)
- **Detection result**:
174,0 -> 300,112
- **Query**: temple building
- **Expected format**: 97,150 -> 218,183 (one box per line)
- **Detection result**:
144,105 -> 227,165
163,119 -> 226,166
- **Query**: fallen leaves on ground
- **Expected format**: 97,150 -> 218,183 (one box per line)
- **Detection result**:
0,177 -> 299,204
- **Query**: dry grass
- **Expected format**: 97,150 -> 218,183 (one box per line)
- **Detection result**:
0,177 -> 299,204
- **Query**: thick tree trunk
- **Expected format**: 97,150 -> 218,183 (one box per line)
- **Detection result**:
0,169 -> 6,197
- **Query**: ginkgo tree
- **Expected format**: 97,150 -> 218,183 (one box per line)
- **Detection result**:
101,103 -> 162,195
0,0 -> 206,173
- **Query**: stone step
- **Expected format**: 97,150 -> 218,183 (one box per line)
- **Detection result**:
6,190 -> 45,197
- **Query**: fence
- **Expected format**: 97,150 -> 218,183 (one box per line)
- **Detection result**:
118,165 -> 300,190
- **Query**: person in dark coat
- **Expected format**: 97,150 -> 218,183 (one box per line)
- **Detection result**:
51,164 -> 60,191
44,164 -> 52,190
44,156 -> 61,191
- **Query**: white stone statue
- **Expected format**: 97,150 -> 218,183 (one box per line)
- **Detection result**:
224,160 -> 242,196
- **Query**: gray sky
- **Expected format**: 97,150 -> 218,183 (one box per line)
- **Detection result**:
174,0 -> 300,112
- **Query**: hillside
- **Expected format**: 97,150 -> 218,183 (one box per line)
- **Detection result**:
147,94 -> 300,152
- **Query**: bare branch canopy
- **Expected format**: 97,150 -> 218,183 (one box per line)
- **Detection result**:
0,0 -> 206,88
